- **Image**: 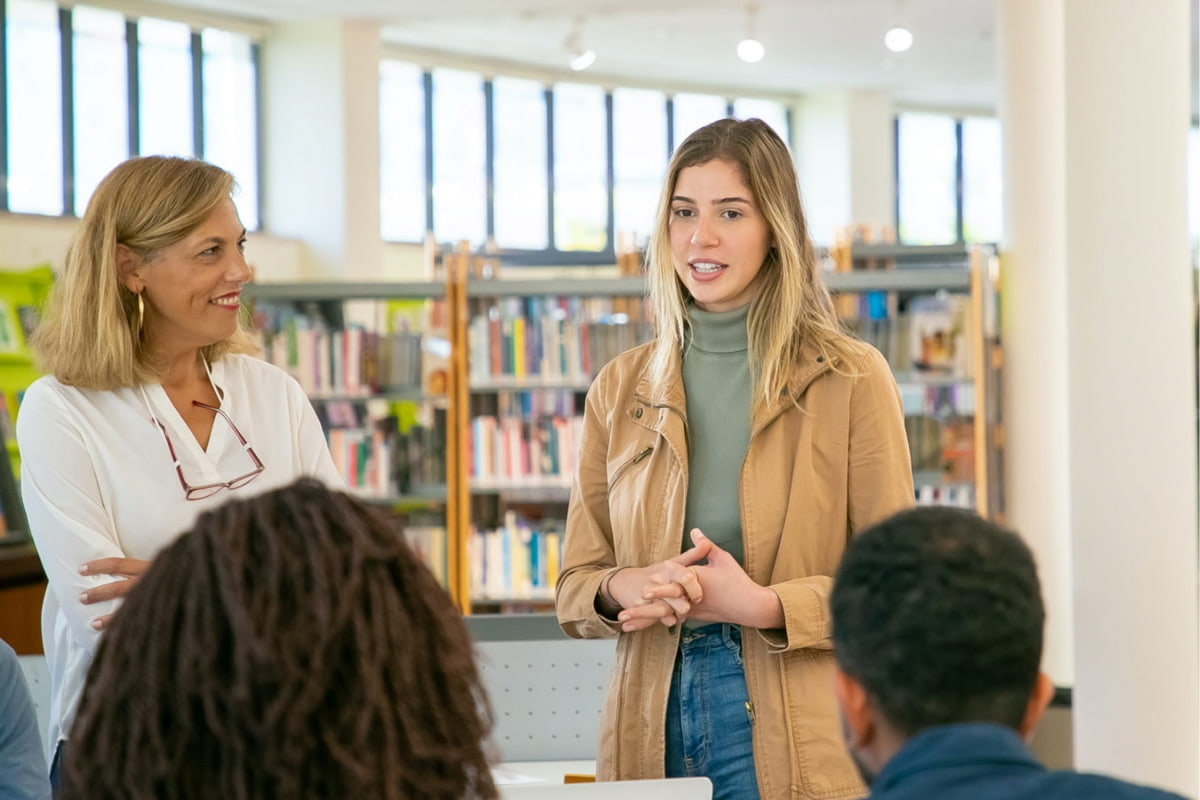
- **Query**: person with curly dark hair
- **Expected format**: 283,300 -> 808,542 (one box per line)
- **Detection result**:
830,506 -> 1186,800
60,478 -> 497,800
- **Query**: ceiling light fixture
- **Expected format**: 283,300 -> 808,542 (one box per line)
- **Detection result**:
736,4 -> 765,64
884,26 -> 913,53
884,0 -> 913,53
565,17 -> 596,72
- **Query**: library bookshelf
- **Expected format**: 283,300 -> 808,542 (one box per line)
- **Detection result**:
246,242 -> 1002,614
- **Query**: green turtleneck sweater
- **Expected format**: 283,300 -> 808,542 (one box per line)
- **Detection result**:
681,303 -> 751,567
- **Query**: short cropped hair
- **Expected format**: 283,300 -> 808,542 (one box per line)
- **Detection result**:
64,479 -> 497,800
830,506 -> 1044,736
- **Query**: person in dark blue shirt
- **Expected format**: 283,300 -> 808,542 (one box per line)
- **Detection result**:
0,638 -> 50,800
829,506 -> 1187,800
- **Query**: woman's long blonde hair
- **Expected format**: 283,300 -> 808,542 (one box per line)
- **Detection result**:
645,118 -> 862,418
31,156 -> 256,389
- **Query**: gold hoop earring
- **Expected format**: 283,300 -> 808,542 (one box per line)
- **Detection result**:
136,293 -> 144,338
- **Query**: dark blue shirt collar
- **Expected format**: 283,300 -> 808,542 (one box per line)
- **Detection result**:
872,722 -> 1043,794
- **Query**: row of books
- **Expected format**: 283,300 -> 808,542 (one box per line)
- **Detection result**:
469,415 -> 584,486
468,512 -> 563,601
845,294 -> 974,378
255,323 -> 440,396
399,522 -> 448,589
916,483 -> 975,508
318,400 -> 447,496
467,304 -> 651,384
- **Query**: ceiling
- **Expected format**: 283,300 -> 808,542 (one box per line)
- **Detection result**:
160,0 -> 1001,110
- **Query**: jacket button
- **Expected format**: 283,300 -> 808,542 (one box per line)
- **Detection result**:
634,407 -> 643,418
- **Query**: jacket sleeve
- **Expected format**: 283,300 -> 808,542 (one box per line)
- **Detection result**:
845,346 -> 916,532
761,346 -> 915,653
16,383 -> 125,655
555,366 -> 623,639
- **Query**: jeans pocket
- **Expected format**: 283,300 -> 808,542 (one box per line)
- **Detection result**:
720,624 -> 745,668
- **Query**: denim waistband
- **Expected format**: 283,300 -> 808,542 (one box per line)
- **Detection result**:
679,621 -> 740,645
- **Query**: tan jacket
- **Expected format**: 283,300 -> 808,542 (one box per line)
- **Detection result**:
556,339 -> 915,799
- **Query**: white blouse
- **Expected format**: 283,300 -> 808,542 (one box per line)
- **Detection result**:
16,354 -> 343,752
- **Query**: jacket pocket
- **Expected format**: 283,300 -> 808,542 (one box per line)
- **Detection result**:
781,649 -> 866,799
608,445 -> 653,491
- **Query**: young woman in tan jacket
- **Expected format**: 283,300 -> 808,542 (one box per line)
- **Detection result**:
555,118 -> 915,800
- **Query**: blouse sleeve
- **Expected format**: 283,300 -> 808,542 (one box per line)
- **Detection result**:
16,383 -> 125,654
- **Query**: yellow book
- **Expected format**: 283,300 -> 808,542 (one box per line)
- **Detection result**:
545,531 -> 561,589
512,317 -> 526,379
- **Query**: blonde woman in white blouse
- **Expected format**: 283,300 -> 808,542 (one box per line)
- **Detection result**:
16,156 -> 342,787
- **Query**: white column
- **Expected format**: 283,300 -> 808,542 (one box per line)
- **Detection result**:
1063,0 -> 1197,789
997,0 -> 1073,688
1000,1 -> 1198,794
794,90 -> 894,246
260,21 -> 382,279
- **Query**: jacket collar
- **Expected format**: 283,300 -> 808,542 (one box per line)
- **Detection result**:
631,340 -> 835,417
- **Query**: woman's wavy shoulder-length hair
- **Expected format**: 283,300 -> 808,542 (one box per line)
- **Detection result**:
31,155 -> 256,389
644,118 -> 864,417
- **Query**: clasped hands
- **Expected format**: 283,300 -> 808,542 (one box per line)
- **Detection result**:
77,557 -> 151,630
604,529 -> 781,632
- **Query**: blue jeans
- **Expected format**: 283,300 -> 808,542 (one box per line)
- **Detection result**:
664,623 -> 760,800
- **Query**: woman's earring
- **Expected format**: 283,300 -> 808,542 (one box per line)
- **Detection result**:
135,293 -> 144,338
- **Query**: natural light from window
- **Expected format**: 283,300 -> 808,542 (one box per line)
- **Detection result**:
431,68 -> 486,248
7,0 -> 64,215
613,88 -> 667,250
553,81 -> 607,251
202,28 -> 259,230
137,17 -> 194,158
494,76 -> 549,251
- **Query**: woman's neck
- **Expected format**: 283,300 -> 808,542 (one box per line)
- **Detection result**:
154,348 -> 207,393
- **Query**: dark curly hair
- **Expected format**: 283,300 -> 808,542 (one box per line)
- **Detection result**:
63,478 -> 497,800
830,506 -> 1044,737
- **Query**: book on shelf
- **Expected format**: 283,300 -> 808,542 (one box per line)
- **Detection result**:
470,413 -> 583,487
469,511 -> 563,602
467,295 -> 651,385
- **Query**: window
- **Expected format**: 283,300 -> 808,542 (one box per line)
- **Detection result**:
612,88 -> 667,248
552,81 -> 607,252
896,112 -> 958,245
6,0 -> 64,215
733,97 -> 789,144
379,60 -> 427,243
493,76 -> 548,250
961,116 -> 1002,244
2,6 -> 260,222
72,5 -> 128,216
672,92 -> 728,149
202,28 -> 258,229
137,17 -> 194,158
431,67 -> 486,247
